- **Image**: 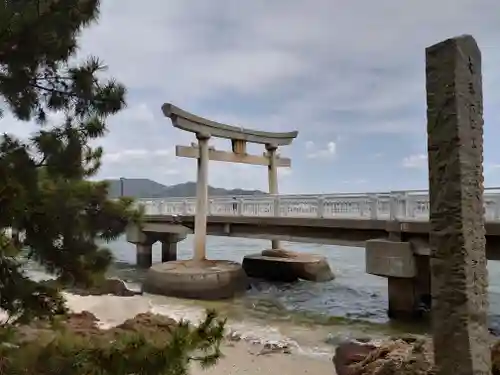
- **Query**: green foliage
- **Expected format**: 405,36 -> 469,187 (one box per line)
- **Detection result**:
0,0 -> 137,324
0,311 -> 226,375
0,0 -> 137,312
0,1 -> 227,374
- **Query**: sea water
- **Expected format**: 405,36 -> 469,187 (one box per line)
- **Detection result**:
18,235 -> 500,357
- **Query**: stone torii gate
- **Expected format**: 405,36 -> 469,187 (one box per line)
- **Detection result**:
142,104 -> 333,299
141,104 -> 309,300
162,103 -> 298,261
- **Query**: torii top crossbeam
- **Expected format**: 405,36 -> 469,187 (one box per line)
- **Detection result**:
162,103 -> 298,146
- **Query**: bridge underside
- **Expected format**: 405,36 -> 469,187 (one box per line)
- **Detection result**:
138,215 -> 500,260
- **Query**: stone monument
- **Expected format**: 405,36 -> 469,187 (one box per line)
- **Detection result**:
143,103 -> 300,298
426,35 -> 491,374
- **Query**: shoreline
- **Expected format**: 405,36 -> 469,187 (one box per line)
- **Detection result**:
24,269 -> 434,349
1,307 -> 335,375
62,291 -> 338,358
190,340 -> 334,375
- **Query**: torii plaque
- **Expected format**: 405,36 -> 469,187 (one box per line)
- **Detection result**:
162,103 -> 298,261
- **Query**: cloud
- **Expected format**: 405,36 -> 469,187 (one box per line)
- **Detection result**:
341,179 -> 368,185
79,0 -> 500,134
485,163 -> 500,175
4,0 -> 500,193
103,148 -> 174,163
82,1 -> 500,192
305,140 -> 337,160
402,154 -> 427,169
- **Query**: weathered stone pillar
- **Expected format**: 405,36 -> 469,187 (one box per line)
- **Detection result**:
266,143 -> 280,250
136,243 -> 153,269
426,35 -> 490,374
193,133 -> 210,261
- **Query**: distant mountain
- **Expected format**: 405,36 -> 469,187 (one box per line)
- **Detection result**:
105,178 -> 266,199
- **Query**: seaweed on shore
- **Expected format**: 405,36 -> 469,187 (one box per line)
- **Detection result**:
336,337 -> 500,375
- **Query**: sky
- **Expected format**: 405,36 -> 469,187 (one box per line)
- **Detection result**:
4,0 -> 500,194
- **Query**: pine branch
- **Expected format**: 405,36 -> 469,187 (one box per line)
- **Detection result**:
0,0 -> 131,322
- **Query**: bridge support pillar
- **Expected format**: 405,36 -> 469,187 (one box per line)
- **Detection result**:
366,239 -> 430,320
387,277 -> 416,319
136,243 -> 154,269
161,241 -> 177,262
160,234 -> 187,262
126,224 -> 157,269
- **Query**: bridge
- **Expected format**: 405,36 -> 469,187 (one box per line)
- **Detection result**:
131,188 -> 500,257
126,188 -> 500,320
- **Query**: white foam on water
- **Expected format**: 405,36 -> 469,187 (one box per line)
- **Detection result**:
150,301 -> 305,350
0,310 -> 8,323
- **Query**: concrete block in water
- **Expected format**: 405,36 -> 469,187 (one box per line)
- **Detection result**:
365,239 -> 416,278
143,259 -> 249,300
242,250 -> 334,282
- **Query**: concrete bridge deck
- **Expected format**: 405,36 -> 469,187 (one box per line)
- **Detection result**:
139,214 -> 500,260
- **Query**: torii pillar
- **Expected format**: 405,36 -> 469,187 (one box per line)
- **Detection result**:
266,143 -> 280,250
193,133 -> 210,261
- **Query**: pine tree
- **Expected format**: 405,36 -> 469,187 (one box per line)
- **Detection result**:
0,0 -> 133,322
0,1 -> 225,373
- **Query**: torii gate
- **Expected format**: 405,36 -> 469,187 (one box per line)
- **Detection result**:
162,103 -> 298,261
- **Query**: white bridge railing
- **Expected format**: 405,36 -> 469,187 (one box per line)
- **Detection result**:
136,188 -> 500,222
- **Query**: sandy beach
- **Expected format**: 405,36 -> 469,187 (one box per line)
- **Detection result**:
2,293 -> 335,375
190,341 -> 333,375
59,293 -> 336,374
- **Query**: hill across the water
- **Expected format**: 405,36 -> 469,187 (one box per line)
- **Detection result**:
105,178 -> 266,199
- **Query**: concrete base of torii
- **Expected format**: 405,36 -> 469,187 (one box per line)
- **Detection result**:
242,249 -> 334,282
142,259 -> 249,299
